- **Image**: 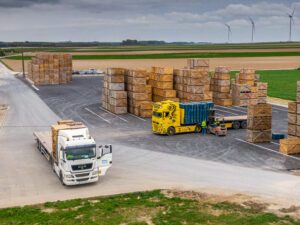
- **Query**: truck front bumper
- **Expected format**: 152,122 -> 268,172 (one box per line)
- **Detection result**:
63,172 -> 99,186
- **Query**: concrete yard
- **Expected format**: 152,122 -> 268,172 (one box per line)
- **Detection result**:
2,62 -> 300,209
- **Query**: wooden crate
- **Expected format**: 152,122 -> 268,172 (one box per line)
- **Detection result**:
280,138 -> 300,155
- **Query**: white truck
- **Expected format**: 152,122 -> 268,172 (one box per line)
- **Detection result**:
34,120 -> 112,186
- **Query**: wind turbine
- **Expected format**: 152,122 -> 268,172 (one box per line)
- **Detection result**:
288,8 -> 295,41
225,24 -> 232,43
249,17 -> 255,42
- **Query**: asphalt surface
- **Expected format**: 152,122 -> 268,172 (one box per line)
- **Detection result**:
33,75 -> 299,171
2,63 -> 300,209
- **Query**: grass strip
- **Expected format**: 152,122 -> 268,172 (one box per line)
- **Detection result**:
6,51 -> 300,60
0,190 -> 298,225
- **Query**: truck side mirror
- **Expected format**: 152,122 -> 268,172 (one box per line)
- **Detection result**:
98,144 -> 112,158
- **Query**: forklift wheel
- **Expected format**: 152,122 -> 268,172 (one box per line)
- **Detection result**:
167,127 -> 176,136
195,125 -> 202,133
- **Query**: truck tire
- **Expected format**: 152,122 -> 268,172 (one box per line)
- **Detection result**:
241,121 -> 247,129
59,171 -> 65,186
167,127 -> 176,136
195,124 -> 202,133
233,121 -> 240,129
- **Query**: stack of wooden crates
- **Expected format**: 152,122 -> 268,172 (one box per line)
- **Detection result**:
149,67 -> 179,102
247,104 -> 272,143
102,68 -> 127,114
211,66 -> 232,106
280,83 -> 300,155
27,54 -> 72,85
187,58 -> 209,70
257,82 -> 268,104
125,69 -> 153,118
174,69 -> 212,102
232,69 -> 259,106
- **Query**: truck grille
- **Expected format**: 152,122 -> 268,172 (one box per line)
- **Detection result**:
72,163 -> 93,171
75,173 -> 90,178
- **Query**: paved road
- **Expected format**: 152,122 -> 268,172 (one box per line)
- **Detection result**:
2,63 -> 300,209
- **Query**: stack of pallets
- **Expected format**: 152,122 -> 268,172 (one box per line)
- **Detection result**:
187,58 -> 209,70
27,54 -> 72,85
102,68 -> 127,114
174,69 -> 212,102
149,67 -> 179,102
257,82 -> 268,104
287,101 -> 299,137
247,103 -> 272,143
232,84 -> 258,106
125,69 -> 153,118
211,66 -> 232,106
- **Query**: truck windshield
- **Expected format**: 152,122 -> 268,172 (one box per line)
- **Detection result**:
65,147 -> 96,160
153,111 -> 162,118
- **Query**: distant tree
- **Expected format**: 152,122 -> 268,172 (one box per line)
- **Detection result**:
122,39 -> 139,45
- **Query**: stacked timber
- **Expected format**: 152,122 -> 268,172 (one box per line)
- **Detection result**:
187,58 -> 209,70
102,68 -> 127,114
27,53 -> 72,85
173,69 -> 212,102
257,82 -> 268,104
125,69 -> 153,118
232,84 -> 258,106
288,101 -> 298,137
148,67 -> 179,102
235,68 -> 256,86
211,66 -> 232,106
247,103 -> 272,143
280,138 -> 300,155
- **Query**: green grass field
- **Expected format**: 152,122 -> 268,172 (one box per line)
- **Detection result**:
231,70 -> 300,100
6,51 -> 300,61
3,42 -> 300,53
0,190 -> 299,225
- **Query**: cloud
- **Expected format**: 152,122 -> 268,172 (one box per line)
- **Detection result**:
0,0 -> 60,8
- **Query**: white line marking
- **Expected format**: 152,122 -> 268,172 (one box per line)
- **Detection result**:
216,105 -> 247,114
235,138 -> 300,161
128,113 -> 147,122
31,85 -> 39,91
215,109 -> 239,116
99,107 -> 128,123
271,141 -> 280,146
85,108 -> 111,124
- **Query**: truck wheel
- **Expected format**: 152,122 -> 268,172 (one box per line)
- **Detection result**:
233,121 -> 240,129
59,171 -> 65,186
195,124 -> 202,133
241,121 -> 247,129
167,127 -> 176,136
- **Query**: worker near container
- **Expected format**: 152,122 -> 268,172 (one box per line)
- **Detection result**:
201,120 -> 207,135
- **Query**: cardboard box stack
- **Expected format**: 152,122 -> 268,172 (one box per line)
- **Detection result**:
174,69 -> 212,102
247,103 -> 272,143
257,82 -> 268,104
232,84 -> 258,106
125,69 -> 153,118
27,54 -> 72,85
211,66 -> 232,106
149,67 -> 179,102
102,68 -> 127,114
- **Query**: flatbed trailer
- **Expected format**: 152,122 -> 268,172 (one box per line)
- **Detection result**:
214,115 -> 248,129
34,131 -> 53,162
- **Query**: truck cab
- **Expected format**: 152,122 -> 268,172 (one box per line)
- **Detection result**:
53,127 -> 112,185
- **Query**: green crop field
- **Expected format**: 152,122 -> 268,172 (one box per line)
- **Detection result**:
230,69 -> 300,100
2,42 -> 300,53
0,190 -> 299,225
6,51 -> 300,61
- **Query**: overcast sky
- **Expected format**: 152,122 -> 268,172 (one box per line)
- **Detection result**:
0,0 -> 300,43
